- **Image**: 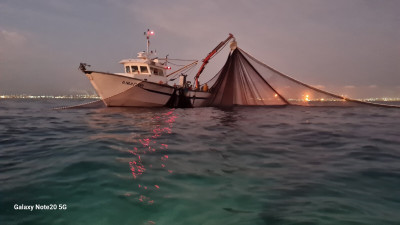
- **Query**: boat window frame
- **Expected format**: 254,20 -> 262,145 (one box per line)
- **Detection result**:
125,66 -> 131,73
140,66 -> 149,74
131,65 -> 139,74
151,66 -> 164,76
151,67 -> 159,76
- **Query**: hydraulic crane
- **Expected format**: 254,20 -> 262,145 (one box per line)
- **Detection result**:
194,33 -> 235,90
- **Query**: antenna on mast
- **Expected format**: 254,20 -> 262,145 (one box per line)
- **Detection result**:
144,29 -> 155,54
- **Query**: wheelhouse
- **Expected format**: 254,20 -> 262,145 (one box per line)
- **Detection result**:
119,56 -> 168,84
124,64 -> 164,76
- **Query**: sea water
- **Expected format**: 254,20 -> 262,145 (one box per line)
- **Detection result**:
1,99 -> 400,225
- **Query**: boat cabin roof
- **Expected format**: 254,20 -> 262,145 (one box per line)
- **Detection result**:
119,58 -> 165,70
119,59 -> 147,64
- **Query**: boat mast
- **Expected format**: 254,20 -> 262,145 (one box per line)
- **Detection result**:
145,29 -> 155,55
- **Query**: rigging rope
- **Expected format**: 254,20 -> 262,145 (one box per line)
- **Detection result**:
166,61 -> 198,78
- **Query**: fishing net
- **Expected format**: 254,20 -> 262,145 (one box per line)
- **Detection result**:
205,47 -> 399,108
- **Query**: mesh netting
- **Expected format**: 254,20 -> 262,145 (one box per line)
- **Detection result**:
205,47 -> 399,108
206,49 -> 286,106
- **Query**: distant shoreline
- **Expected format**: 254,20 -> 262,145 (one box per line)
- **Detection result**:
0,95 -> 100,99
1,95 -> 400,102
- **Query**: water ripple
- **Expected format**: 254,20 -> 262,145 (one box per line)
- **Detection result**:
1,101 -> 400,224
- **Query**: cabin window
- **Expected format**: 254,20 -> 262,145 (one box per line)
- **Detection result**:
131,66 -> 139,74
159,70 -> 164,76
150,67 -> 161,76
125,66 -> 131,73
140,66 -> 149,74
153,68 -> 159,75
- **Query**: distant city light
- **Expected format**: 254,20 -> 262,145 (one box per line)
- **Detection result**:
0,94 -> 400,102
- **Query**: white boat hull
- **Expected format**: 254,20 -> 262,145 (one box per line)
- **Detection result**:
187,91 -> 211,107
85,71 -> 211,107
85,71 -> 174,107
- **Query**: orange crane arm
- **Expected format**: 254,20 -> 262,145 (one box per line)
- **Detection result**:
195,33 -> 234,90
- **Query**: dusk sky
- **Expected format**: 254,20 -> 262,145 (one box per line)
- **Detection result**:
1,0 -> 399,98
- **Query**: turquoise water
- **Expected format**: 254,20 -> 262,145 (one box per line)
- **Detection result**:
1,99 -> 400,225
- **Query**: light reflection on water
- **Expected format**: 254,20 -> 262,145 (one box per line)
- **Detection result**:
128,109 -> 176,205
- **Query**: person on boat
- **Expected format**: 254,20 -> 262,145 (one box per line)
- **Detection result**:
202,83 -> 209,92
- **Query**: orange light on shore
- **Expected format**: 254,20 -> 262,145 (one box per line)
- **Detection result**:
304,94 -> 310,101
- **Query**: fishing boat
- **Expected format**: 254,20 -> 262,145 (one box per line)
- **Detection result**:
80,30 -> 235,107
75,31 -> 400,109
